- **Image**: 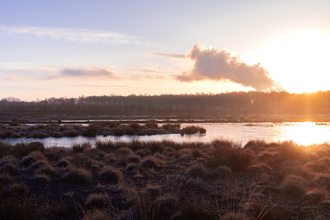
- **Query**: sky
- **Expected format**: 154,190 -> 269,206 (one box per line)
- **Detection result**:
1,0 -> 330,101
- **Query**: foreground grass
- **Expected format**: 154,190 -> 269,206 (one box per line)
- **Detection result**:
2,139 -> 330,219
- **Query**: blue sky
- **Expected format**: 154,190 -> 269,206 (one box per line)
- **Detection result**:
1,0 -> 330,101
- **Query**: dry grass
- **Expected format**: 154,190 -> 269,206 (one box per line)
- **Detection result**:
3,139 -> 330,219
206,139 -> 256,172
99,166 -> 123,184
61,167 -> 93,185
85,193 -> 111,210
72,142 -> 92,153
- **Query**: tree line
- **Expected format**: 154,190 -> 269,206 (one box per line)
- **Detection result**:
1,91 -> 330,115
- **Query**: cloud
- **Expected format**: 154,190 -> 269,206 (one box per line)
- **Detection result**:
175,44 -> 280,91
61,67 -> 116,78
0,25 -> 150,45
150,52 -> 186,59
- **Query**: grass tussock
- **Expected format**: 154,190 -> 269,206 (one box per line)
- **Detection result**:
72,142 -> 92,153
206,139 -> 256,172
99,166 -> 123,184
3,139 -> 330,219
61,167 -> 92,185
0,141 -> 45,158
141,155 -> 163,169
85,193 -> 111,210
177,198 -> 216,220
0,182 -> 35,220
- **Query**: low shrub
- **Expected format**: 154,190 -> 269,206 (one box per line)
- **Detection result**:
177,198 -> 216,220
61,168 -> 92,185
63,129 -> 79,137
280,141 -> 303,161
32,131 -> 49,138
247,197 -> 286,220
52,132 -> 64,138
185,164 -> 209,179
162,123 -> 180,131
82,210 -> 110,220
10,133 -> 22,138
55,159 -> 71,168
221,212 -> 249,220
19,155 -> 37,167
0,183 -> 35,220
29,174 -> 51,184
108,121 -> 121,128
0,131 -> 12,139
127,156 -> 140,163
280,182 -> 306,198
142,184 -> 161,201
1,163 -> 20,176
85,193 -> 110,209
35,164 -> 59,177
71,153 -> 92,169
130,123 -> 141,131
192,148 -> 203,158
72,142 -> 91,153
95,140 -> 117,153
209,165 -> 232,179
28,161 -> 47,171
146,121 -> 158,128
44,146 -> 70,162
82,124 -> 98,137
303,189 -> 327,206
163,146 -> 176,157
181,125 -> 206,134
141,156 -> 162,169
113,127 -> 124,136
116,147 -> 134,157
206,139 -> 256,172
99,166 -> 123,184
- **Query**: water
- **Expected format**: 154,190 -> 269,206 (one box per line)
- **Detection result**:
3,122 -> 330,147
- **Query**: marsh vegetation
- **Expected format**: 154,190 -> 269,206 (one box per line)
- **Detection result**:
0,122 -> 206,140
2,139 -> 330,219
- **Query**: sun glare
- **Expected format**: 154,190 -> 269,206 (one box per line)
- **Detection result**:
285,122 -> 329,146
255,32 -> 330,93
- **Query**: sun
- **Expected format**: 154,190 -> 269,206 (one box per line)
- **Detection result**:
254,32 -> 330,93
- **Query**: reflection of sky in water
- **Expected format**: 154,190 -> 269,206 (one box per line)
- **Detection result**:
4,122 -> 330,147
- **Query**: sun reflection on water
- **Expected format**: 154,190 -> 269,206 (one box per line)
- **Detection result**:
284,122 -> 329,146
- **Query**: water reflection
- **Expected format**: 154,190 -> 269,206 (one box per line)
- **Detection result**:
3,122 -> 330,147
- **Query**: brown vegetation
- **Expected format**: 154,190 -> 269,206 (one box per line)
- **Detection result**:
2,139 -> 330,219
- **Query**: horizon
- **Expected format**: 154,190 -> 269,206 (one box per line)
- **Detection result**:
1,1 -> 330,101
2,89 -> 330,103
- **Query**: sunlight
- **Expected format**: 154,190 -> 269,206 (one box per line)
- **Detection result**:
285,122 -> 328,145
255,32 -> 330,93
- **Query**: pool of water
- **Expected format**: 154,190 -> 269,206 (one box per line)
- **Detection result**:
3,122 -> 330,147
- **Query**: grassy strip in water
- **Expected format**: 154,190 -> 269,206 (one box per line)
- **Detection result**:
0,122 -> 206,139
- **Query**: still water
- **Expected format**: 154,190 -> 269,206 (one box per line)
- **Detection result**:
4,122 -> 330,147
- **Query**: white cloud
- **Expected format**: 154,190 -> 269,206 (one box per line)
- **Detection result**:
0,25 -> 150,45
175,44 -> 282,91
150,52 -> 186,59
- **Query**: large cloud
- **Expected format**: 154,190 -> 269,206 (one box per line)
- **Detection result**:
176,44 -> 280,91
